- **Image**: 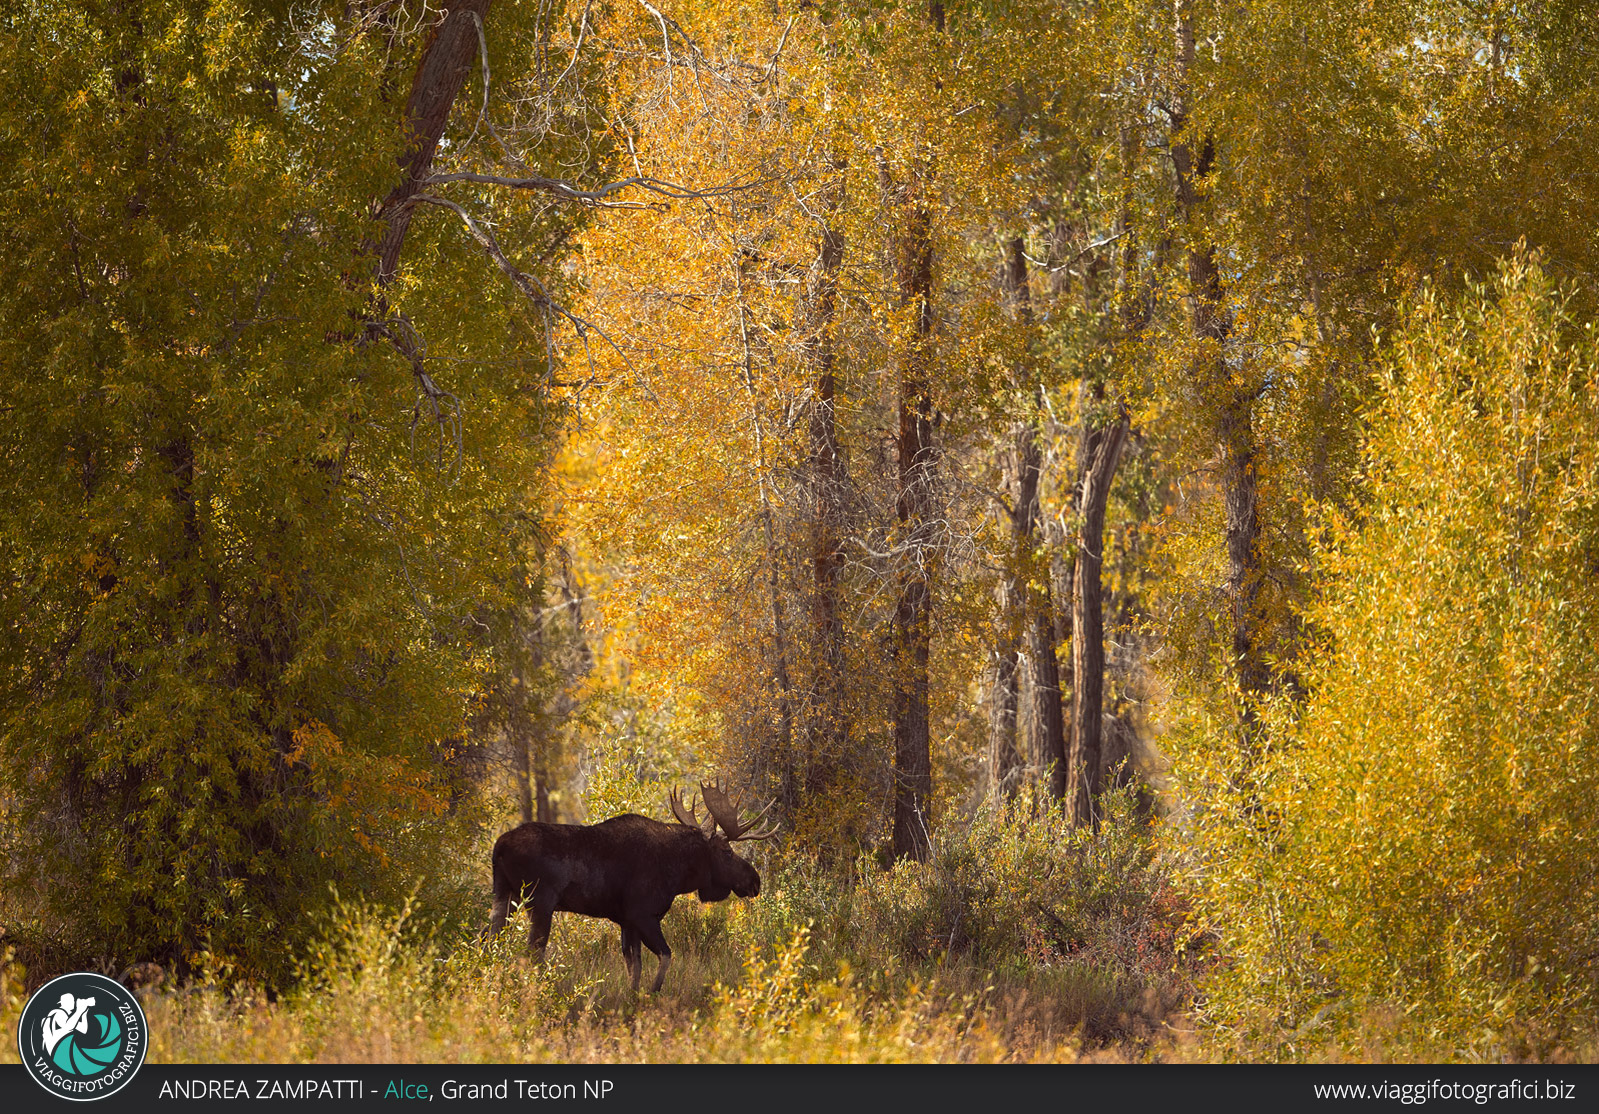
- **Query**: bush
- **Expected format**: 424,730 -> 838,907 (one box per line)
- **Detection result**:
1188,257 -> 1599,1059
717,788 -> 1194,1044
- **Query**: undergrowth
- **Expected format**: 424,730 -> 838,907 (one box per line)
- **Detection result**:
0,793 -> 1194,1063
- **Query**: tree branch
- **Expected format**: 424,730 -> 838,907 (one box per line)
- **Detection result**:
420,170 -> 758,208
405,193 -> 630,375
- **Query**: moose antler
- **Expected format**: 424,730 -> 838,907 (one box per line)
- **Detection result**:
699,780 -> 779,841
667,786 -> 717,836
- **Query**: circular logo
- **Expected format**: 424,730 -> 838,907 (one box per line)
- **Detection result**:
17,972 -> 148,1101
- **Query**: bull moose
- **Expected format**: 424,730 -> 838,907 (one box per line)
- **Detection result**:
488,781 -> 776,992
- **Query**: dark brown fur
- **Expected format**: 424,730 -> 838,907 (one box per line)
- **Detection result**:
488,814 -> 761,992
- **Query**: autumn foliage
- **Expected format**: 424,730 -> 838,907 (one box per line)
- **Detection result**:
3,0 -> 1599,1062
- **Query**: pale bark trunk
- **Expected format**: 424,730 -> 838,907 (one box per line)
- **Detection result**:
735,266 -> 796,765
987,634 -> 1021,801
1068,410 -> 1129,826
530,552 -> 592,826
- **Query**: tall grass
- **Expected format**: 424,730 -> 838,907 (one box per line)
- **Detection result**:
1,795 -> 1194,1063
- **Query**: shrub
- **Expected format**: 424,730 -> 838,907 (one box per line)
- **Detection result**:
833,788 -> 1193,1042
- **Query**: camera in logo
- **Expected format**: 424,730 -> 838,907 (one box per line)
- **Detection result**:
17,972 -> 148,1101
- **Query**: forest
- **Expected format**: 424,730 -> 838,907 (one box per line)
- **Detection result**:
1,0 -> 1597,1064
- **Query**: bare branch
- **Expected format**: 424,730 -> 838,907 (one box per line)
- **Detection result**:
463,11 -> 522,167
765,16 -> 797,81
420,170 -> 759,208
1023,230 -> 1130,275
404,193 -> 631,374
549,0 -> 594,97
637,0 -> 675,92
377,310 -> 464,472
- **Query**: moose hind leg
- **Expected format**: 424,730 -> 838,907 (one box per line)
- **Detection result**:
486,862 -> 512,937
637,920 -> 673,994
527,889 -> 558,961
620,926 -> 642,993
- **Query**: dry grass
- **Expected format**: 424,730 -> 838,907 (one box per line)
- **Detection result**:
118,904 -> 1145,1063
10,883 -> 1580,1063
1,896 -> 1181,1064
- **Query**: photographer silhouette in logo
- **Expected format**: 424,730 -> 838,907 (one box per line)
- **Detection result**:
41,992 -> 96,1057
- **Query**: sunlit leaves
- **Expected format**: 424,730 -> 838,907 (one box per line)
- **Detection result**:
1194,259 -> 1599,1053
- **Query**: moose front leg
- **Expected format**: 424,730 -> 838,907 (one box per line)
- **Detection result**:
620,926 -> 643,993
527,889 -> 558,960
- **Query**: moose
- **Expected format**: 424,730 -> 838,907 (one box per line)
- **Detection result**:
488,781 -> 777,992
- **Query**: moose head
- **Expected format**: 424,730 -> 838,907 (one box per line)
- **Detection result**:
667,780 -> 777,902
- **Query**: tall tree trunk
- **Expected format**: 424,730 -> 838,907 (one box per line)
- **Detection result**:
735,262 -> 796,769
992,239 -> 1066,801
1172,1 -> 1268,731
1068,408 -> 1129,826
1010,242 -> 1070,801
885,0 -> 946,862
803,166 -> 849,793
890,180 -> 936,863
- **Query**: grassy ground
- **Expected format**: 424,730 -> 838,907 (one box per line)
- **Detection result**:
5,841 -> 1591,1063
0,893 -> 1188,1064
129,909 -> 1160,1063
0,805 -> 1198,1063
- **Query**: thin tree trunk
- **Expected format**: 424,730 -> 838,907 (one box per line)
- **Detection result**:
533,748 -> 554,822
514,648 -> 557,824
1031,599 -> 1068,799
987,631 -> 1021,801
510,677 -> 534,824
1068,408 -> 1128,826
545,551 -> 593,822
1005,240 -> 1069,801
1172,1 -> 1267,730
736,263 -> 796,762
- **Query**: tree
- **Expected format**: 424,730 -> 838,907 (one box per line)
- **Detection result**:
0,0 -> 591,980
